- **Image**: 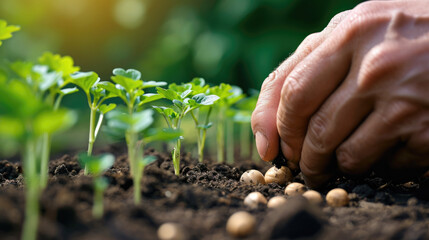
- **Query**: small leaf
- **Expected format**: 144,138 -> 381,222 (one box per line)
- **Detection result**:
0,20 -> 20,46
60,87 -> 79,96
143,128 -> 183,143
100,103 -> 116,114
70,71 -> 100,94
140,155 -> 157,167
112,68 -> 141,80
180,89 -> 192,99
33,65 -> 62,91
173,99 -> 184,109
38,52 -> 80,76
152,106 -> 178,119
138,93 -> 163,106
142,81 -> 167,88
157,87 -> 179,101
33,109 -> 77,136
111,75 -> 142,93
79,153 -> 114,175
132,109 -> 154,132
0,117 -> 24,138
192,93 -> 220,106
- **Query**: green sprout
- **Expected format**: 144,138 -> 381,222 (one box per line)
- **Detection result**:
103,68 -> 169,204
70,71 -> 117,165
78,153 -> 114,219
0,19 -> 20,47
154,81 -> 219,174
186,78 -> 219,162
210,84 -> 244,163
0,80 -> 76,240
9,52 -> 80,188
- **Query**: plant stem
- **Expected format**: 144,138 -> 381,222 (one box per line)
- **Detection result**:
92,177 -> 104,219
217,107 -> 225,163
226,118 -> 234,164
133,140 -> 144,204
240,123 -> 250,159
126,129 -> 137,177
39,133 -> 50,189
87,107 -> 96,156
172,138 -> 181,175
22,138 -> 39,240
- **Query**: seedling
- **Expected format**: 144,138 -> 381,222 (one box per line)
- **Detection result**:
0,80 -> 76,240
70,71 -> 117,163
244,191 -> 267,209
187,78 -> 219,162
267,196 -> 287,208
209,84 -> 244,163
154,81 -> 219,175
226,211 -> 256,238
10,52 -> 80,188
0,19 -> 20,47
240,169 -> 265,185
284,182 -> 307,196
264,166 -> 293,185
326,188 -> 349,207
103,68 -> 166,180
78,153 -> 114,219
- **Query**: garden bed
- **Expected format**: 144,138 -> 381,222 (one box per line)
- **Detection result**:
1,144 -> 429,240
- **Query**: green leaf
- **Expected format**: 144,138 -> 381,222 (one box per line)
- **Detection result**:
10,61 -> 34,79
191,93 -> 220,106
112,68 -> 141,80
38,52 -> 80,76
111,75 -> 142,93
157,87 -> 180,100
79,153 -> 114,175
33,65 -> 62,91
98,81 -> 122,98
99,103 -> 116,114
142,81 -> 167,88
180,89 -> 192,99
70,71 -> 100,94
140,155 -> 157,167
0,117 -> 24,138
138,93 -> 163,106
60,87 -> 79,96
33,109 -> 77,136
153,106 -> 178,119
0,20 -> 20,46
143,128 -> 183,143
132,109 -> 154,132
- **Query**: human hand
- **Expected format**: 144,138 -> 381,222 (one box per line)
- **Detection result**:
251,0 -> 429,188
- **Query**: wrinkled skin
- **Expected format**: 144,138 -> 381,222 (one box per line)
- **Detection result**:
251,0 -> 429,188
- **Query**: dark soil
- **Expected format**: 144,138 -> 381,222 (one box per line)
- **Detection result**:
1,144 -> 429,240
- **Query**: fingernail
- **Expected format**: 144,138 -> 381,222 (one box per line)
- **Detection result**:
255,132 -> 268,159
281,140 -> 294,161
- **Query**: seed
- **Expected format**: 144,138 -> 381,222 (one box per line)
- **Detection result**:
226,211 -> 256,238
326,188 -> 349,207
240,170 -> 265,185
157,223 -> 186,240
244,192 -> 267,209
284,182 -> 306,196
267,196 -> 287,208
302,190 -> 323,205
264,166 -> 292,185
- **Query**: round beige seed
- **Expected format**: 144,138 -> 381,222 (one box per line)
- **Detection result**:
267,196 -> 287,208
240,170 -> 266,185
264,166 -> 293,185
226,211 -> 256,238
157,223 -> 186,240
326,188 -> 349,207
284,182 -> 306,196
244,192 -> 267,209
302,190 -> 323,205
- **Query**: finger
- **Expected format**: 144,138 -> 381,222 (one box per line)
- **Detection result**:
252,10 -> 351,162
277,19 -> 354,166
335,101 -> 420,176
299,72 -> 373,187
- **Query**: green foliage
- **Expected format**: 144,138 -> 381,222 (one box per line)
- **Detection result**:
0,20 -> 20,47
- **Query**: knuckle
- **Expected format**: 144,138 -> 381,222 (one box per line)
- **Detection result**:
378,101 -> 419,128
326,10 -> 351,30
280,74 -> 304,110
306,113 -> 331,154
261,69 -> 280,92
357,43 -> 399,91
336,147 -> 359,174
342,1 -> 383,39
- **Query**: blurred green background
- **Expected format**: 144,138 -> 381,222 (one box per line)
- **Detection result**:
0,0 -> 362,155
